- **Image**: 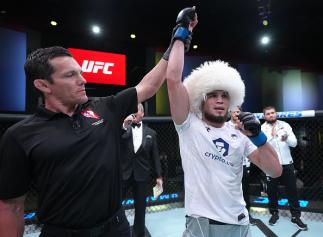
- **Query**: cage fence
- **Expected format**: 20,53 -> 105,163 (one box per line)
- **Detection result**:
1,111 -> 323,228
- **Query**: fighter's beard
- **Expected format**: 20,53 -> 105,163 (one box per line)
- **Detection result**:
204,111 -> 228,124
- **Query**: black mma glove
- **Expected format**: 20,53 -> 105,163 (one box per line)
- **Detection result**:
239,112 -> 261,137
239,112 -> 267,147
176,7 -> 196,28
163,6 -> 196,60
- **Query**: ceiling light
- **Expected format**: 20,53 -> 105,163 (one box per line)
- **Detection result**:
260,35 -> 270,45
262,20 -> 268,26
193,45 -> 198,49
130,34 -> 136,39
50,21 -> 58,26
92,25 -> 101,34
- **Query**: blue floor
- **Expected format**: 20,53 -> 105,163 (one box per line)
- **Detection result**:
24,207 -> 323,237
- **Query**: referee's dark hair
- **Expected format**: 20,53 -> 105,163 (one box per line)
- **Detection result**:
24,46 -> 72,83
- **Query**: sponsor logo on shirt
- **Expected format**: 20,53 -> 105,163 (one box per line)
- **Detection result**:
204,152 -> 234,167
213,138 -> 229,156
91,119 -> 104,126
81,108 -> 101,119
80,109 -> 104,126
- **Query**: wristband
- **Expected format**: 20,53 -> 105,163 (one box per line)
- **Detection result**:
249,131 -> 267,147
173,27 -> 189,42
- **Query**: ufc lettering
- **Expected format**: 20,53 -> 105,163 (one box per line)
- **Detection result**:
82,60 -> 115,74
68,48 -> 126,85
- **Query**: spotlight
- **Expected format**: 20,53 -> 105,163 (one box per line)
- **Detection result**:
130,34 -> 136,39
92,25 -> 101,34
260,35 -> 270,45
193,45 -> 198,49
50,21 -> 58,26
257,0 -> 271,28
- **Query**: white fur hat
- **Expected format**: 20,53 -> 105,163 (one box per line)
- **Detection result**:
183,60 -> 245,118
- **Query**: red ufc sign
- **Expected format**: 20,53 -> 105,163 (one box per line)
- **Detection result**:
68,48 -> 126,85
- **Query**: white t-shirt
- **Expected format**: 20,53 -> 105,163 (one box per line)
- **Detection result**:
175,113 -> 257,225
228,121 -> 251,167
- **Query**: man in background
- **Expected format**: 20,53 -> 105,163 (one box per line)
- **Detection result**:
262,106 -> 307,230
121,103 -> 162,237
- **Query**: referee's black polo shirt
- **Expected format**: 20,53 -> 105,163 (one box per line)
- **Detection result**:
0,87 -> 137,229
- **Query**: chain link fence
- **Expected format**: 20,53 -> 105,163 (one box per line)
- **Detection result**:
1,113 -> 323,226
243,114 -> 323,222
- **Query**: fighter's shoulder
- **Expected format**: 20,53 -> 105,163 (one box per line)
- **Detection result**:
175,112 -> 196,128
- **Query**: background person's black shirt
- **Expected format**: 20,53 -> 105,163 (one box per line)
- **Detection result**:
0,87 -> 137,229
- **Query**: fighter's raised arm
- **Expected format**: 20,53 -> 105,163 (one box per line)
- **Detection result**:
166,7 -> 198,125
136,7 -> 197,104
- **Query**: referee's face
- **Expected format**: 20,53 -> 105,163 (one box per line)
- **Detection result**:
47,56 -> 88,107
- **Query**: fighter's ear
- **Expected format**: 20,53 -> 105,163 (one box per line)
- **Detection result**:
34,79 -> 51,94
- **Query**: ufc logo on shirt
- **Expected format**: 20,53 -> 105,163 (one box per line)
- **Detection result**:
68,48 -> 126,85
